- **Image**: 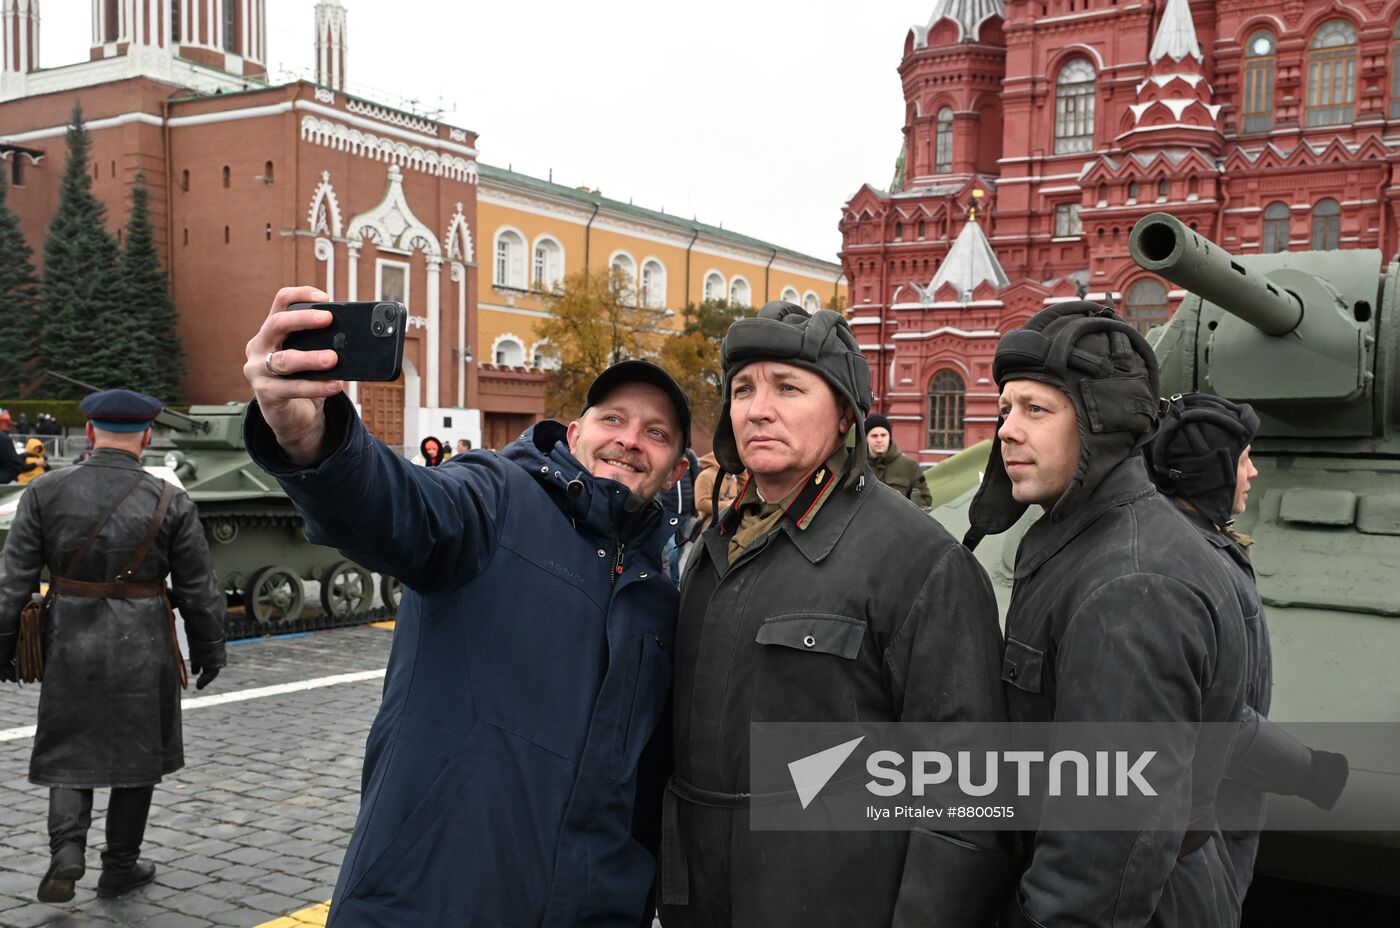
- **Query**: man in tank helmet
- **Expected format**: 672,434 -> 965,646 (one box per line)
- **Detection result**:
660,301 -> 1009,927
965,302 -> 1249,926
1145,392 -> 1350,902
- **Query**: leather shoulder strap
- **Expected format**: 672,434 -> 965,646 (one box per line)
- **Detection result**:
63,470 -> 147,577
117,480 -> 175,582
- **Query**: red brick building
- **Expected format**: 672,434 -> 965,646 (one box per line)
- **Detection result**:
1,0 -> 483,449
841,0 -> 1400,461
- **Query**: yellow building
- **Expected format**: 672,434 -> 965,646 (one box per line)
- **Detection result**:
474,164 -> 847,449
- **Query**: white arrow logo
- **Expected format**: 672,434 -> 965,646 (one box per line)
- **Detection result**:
788,736 -> 866,809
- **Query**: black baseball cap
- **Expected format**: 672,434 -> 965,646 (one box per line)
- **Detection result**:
583,360 -> 691,450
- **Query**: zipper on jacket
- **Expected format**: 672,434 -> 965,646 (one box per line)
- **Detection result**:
611,539 -> 625,586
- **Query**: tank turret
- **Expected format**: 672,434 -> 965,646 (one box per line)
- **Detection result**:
1128,212 -> 1389,446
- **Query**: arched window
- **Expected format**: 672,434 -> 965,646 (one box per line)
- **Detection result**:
1307,20 -> 1357,127
1312,198 -> 1341,250
533,237 -> 563,289
1156,178 -> 1169,200
704,271 -> 725,302
495,229 -> 526,288
935,107 -> 954,173
894,222 -> 904,242
641,259 -> 667,309
1262,202 -> 1291,253
803,292 -> 822,312
927,371 -> 965,451
1243,31 -> 1276,132
729,276 -> 752,307
1124,279 -> 1170,334
1392,21 -> 1400,118
610,252 -> 637,301
1054,58 -> 1096,154
493,337 -> 526,367
917,220 -> 927,240
781,287 -> 800,303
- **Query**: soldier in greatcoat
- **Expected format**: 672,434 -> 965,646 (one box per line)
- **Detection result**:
0,389 -> 226,903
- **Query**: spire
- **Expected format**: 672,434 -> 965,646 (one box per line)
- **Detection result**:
914,0 -> 1005,47
315,0 -> 348,91
926,213 -> 1009,302
2,0 -> 40,78
1149,0 -> 1202,65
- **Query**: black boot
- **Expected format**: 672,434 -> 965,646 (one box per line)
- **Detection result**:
96,787 -> 156,899
38,788 -> 91,903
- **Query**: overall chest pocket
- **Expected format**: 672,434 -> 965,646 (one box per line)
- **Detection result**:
753,614 -> 866,720
1002,637 -> 1044,694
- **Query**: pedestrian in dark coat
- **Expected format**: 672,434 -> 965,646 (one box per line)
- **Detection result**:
964,303 -> 1249,928
661,302 -> 1010,928
1145,393 -> 1350,902
244,287 -> 693,928
0,389 -> 226,904
865,413 -> 932,510
418,434 -> 446,466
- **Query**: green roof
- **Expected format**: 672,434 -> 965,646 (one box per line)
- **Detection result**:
478,163 -> 840,270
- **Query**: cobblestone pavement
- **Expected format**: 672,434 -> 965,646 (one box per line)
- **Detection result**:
0,625 -> 394,928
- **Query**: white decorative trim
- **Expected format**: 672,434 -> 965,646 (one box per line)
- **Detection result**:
444,202 -> 475,263
892,326 -> 1001,340
347,165 -> 443,256
314,87 -> 336,104
297,101 -> 477,156
346,97 -> 439,136
780,286 -> 800,303
301,115 -> 478,183
609,249 -> 638,288
478,301 -> 552,319
450,128 -> 467,143
803,290 -> 822,312
491,333 -> 528,367
307,171 -> 344,237
729,274 -> 753,307
640,256 -> 668,309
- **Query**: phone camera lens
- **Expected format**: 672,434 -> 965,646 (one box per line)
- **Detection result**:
372,321 -> 386,336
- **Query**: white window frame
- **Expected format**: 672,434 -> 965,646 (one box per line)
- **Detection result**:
729,275 -> 752,307
376,258 -> 412,310
781,286 -> 800,304
493,227 -> 528,289
640,257 -> 667,309
531,235 -> 564,290
703,270 -> 726,302
803,291 -> 822,312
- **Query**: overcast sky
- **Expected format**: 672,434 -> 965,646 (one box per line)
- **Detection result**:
37,1 -> 933,261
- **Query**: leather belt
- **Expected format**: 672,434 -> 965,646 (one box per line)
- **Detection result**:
51,576 -> 167,599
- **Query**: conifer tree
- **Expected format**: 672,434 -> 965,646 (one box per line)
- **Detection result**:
39,103 -> 125,398
0,168 -> 42,397
119,176 -> 184,400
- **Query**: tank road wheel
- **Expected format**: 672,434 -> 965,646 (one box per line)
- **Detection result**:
379,575 -> 404,614
321,562 -> 374,617
247,567 -> 305,624
209,519 -> 239,544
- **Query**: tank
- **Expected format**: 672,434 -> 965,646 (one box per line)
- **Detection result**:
924,213 -> 1400,910
0,400 -> 401,632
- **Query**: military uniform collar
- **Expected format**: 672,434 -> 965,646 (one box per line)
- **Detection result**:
1014,455 -> 1156,578
85,448 -> 144,467
717,449 -> 865,565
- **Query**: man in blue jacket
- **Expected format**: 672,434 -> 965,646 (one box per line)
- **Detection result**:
242,287 -> 691,927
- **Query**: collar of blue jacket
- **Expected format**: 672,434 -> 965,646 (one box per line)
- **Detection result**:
502,420 -> 668,544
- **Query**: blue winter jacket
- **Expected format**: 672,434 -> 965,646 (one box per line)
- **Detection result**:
246,396 -> 679,927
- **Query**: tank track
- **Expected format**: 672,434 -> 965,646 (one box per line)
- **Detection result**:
197,508 -> 395,641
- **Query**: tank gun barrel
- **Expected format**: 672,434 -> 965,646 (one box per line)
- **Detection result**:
1129,212 -> 1303,336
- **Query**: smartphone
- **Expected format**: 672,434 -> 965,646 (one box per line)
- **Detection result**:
282,301 -> 407,381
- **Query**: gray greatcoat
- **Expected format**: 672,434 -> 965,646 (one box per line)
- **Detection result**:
999,457 -> 1248,928
660,462 -> 1007,927
0,450 -> 227,787
870,441 -> 932,511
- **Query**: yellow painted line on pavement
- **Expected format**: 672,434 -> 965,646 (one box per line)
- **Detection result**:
369,620 -> 395,630
255,900 -> 331,927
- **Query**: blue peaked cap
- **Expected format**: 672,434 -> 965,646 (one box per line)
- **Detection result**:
79,389 -> 163,432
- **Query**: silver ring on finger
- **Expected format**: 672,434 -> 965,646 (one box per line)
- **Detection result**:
264,351 -> 283,377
